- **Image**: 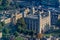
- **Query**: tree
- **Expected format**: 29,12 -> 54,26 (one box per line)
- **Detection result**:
3,28 -> 10,34
14,31 -> 19,37
0,0 -> 10,10
15,37 -> 24,40
2,0 -> 10,6
0,21 -> 5,32
1,22 -> 5,26
2,28 -> 10,40
17,18 -> 26,28
28,30 -> 34,37
55,19 -> 60,28
0,0 -> 2,1
0,0 -> 2,5
17,25 -> 23,33
0,23 -> 2,31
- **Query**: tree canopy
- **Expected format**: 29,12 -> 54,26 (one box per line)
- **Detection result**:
0,22 -> 5,31
55,19 -> 60,28
0,0 -> 10,10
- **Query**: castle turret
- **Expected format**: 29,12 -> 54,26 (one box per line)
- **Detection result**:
24,8 -> 30,17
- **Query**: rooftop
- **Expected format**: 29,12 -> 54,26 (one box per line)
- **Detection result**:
26,14 -> 38,19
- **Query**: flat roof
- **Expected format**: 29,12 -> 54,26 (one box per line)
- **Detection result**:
25,14 -> 38,19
